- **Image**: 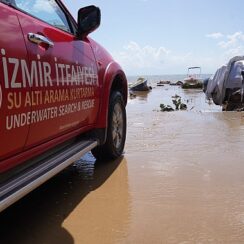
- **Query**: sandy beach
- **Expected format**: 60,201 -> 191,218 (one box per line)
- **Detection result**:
1,85 -> 244,243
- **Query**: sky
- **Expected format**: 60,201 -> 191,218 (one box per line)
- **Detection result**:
63,0 -> 244,75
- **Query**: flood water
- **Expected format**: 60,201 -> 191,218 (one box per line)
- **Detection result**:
1,85 -> 244,243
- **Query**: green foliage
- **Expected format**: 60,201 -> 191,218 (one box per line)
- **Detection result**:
160,95 -> 187,112
160,104 -> 174,112
172,97 -> 181,110
182,82 -> 203,89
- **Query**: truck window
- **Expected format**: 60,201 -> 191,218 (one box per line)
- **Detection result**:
14,0 -> 71,33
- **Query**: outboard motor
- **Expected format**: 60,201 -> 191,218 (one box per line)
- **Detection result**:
204,56 -> 244,110
241,71 -> 244,102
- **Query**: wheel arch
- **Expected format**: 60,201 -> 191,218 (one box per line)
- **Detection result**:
96,61 -> 128,130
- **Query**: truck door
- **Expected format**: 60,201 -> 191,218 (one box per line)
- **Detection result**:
0,2 -> 31,160
14,0 -> 100,148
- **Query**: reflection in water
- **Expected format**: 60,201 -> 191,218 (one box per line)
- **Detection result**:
125,86 -> 244,243
0,154 -> 131,244
73,153 -> 96,180
215,112 -> 244,128
63,155 -> 131,244
130,91 -> 150,101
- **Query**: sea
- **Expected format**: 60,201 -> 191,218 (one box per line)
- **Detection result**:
127,74 -> 212,85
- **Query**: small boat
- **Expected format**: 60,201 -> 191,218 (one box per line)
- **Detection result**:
129,77 -> 151,91
183,66 -> 203,87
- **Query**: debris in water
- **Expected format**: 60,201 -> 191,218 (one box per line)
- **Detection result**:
172,96 -> 187,110
160,104 -> 174,112
172,97 -> 181,110
180,103 -> 187,110
170,81 -> 183,86
171,94 -> 181,99
157,80 -> 170,86
129,92 -> 137,99
160,95 -> 188,112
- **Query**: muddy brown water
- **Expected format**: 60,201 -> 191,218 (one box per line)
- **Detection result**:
1,85 -> 244,243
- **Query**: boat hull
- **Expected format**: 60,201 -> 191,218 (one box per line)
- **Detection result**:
130,79 -> 150,91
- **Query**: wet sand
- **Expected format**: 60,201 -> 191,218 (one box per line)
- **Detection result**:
1,85 -> 244,243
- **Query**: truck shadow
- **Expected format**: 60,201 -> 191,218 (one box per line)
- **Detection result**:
0,153 -> 130,244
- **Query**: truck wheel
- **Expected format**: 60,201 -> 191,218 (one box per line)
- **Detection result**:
92,91 -> 126,161
225,102 -> 238,111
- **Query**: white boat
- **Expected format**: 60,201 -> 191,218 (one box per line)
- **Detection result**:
183,66 -> 203,85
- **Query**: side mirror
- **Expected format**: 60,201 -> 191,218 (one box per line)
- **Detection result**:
77,5 -> 101,39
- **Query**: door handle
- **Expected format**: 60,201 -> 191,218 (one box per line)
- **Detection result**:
28,33 -> 54,47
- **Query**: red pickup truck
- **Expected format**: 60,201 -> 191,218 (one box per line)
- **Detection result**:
0,0 -> 127,212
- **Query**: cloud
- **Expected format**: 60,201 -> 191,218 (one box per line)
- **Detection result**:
112,41 -> 171,74
206,32 -> 223,39
112,41 -> 216,75
217,31 -> 244,49
211,31 -> 244,62
112,32 -> 244,75
33,0 -> 55,14
17,0 -> 56,14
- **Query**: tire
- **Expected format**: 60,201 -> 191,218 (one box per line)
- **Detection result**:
92,91 -> 127,161
225,102 -> 240,111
